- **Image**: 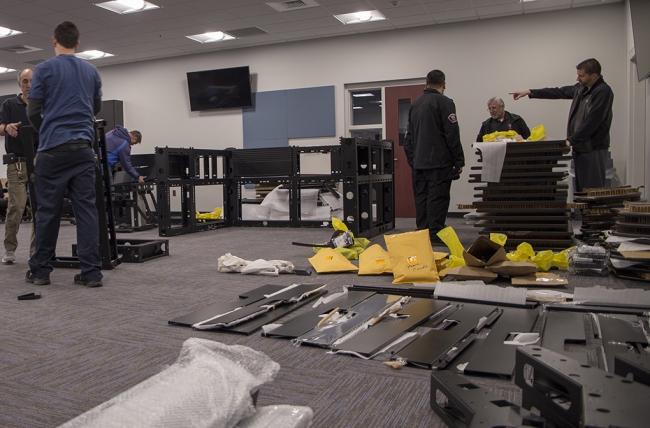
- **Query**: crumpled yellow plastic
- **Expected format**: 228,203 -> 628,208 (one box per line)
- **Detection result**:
506,242 -> 535,262
332,217 -> 348,232
533,250 -> 554,272
195,207 -> 222,221
313,237 -> 370,260
437,227 -> 465,259
552,248 -> 573,270
446,254 -> 466,269
482,130 -> 519,142
528,124 -> 546,141
490,233 -> 507,247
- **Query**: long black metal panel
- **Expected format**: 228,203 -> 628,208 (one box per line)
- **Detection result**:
597,313 -> 648,373
201,283 -> 325,326
333,299 -> 448,357
460,306 -> 539,378
540,311 -> 589,365
395,303 -> 497,368
296,293 -> 392,348
167,284 -> 284,326
515,345 -> 650,428
231,147 -> 294,177
221,289 -> 328,335
264,290 -> 376,339
430,370 -> 546,428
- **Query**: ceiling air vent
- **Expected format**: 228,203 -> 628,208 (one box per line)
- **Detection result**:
266,0 -> 319,12
0,45 -> 43,54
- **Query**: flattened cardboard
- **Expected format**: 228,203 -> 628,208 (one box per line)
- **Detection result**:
445,265 -> 498,283
511,272 -> 568,287
463,235 -> 508,267
485,261 -> 538,277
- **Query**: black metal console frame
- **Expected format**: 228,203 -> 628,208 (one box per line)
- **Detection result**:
154,139 -> 395,239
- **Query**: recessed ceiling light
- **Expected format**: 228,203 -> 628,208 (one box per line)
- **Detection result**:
334,10 -> 386,25
353,106 -> 363,109
352,93 -> 376,97
0,26 -> 22,38
520,0 -> 537,2
75,50 -> 115,60
0,67 -> 17,74
95,0 -> 159,14
186,31 -> 236,43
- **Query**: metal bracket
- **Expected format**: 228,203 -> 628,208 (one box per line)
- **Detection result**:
515,345 -> 650,428
430,370 -> 546,428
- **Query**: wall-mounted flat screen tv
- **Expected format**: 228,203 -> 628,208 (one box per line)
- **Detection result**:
187,66 -> 252,111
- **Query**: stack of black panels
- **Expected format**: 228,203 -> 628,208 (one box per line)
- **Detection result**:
469,140 -> 573,251
574,186 -> 642,245
609,202 -> 650,282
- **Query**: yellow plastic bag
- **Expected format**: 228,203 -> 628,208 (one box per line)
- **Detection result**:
196,207 -> 222,221
308,248 -> 358,273
490,233 -> 507,247
506,242 -> 535,262
482,130 -> 519,142
446,254 -> 466,269
533,250 -> 554,272
313,237 -> 370,260
358,244 -> 392,275
384,229 -> 439,284
528,124 -> 546,141
437,227 -> 465,259
552,248 -> 573,270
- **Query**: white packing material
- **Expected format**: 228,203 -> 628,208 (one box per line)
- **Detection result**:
236,404 -> 314,428
218,253 -> 251,273
473,141 -> 508,183
235,405 -> 314,428
59,338 -> 280,428
241,259 -> 279,276
434,281 -> 527,306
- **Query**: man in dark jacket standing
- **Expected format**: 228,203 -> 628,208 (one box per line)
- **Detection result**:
106,125 -> 144,183
510,58 -> 613,192
476,97 -> 530,141
404,70 -> 465,244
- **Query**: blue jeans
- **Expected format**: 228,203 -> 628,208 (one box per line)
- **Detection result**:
28,145 -> 103,281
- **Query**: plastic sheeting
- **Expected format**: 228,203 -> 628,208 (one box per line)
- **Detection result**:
59,338 -> 280,428
235,405 -> 313,428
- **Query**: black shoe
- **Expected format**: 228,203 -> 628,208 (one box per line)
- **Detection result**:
74,274 -> 103,288
25,270 -> 51,286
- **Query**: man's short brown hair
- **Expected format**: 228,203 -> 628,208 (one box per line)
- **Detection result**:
130,130 -> 142,144
577,58 -> 601,76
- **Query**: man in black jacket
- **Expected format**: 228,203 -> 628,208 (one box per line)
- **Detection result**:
510,58 -> 613,192
404,70 -> 465,244
476,97 -> 530,142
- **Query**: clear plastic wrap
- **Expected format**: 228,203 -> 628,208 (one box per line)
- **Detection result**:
568,244 -> 609,276
59,338 -> 280,428
235,405 -> 313,428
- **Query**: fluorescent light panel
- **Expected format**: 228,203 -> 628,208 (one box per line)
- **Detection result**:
186,31 -> 236,43
95,0 -> 159,14
0,67 -> 17,74
334,10 -> 386,25
0,26 -> 22,38
75,50 -> 115,60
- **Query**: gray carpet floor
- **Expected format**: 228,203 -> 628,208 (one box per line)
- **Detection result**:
0,216 -> 647,427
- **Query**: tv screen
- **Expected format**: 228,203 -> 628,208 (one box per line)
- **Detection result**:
187,66 -> 252,111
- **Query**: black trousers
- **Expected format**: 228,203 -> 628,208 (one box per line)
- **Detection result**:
412,166 -> 453,240
573,149 -> 607,192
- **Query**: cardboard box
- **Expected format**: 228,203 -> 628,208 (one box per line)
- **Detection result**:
445,265 -> 498,283
463,235 -> 508,267
485,261 -> 538,277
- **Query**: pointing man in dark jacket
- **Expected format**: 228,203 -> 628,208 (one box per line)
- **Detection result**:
105,125 -> 144,183
404,70 -> 465,244
476,97 -> 530,142
510,58 -> 613,192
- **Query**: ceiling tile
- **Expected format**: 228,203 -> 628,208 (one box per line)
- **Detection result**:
433,8 -> 478,23
324,1 -> 379,15
380,5 -> 428,19
183,10 -> 239,25
425,0 -> 473,13
524,0 -> 572,9
476,3 -> 523,17
258,21 -> 305,33
2,3 -> 65,19
390,14 -> 436,27
30,0 -> 90,11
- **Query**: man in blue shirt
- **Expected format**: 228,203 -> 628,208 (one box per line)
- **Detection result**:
26,21 -> 103,287
106,126 -> 145,183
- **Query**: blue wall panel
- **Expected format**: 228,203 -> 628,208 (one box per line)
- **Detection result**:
287,86 -> 335,138
243,91 -> 288,148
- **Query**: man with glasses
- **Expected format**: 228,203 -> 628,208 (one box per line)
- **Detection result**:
476,97 -> 530,142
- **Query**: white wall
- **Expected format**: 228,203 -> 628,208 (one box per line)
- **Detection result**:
1,3 -> 629,212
